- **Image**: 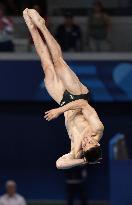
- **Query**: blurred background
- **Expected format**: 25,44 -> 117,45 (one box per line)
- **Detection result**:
0,0 -> 132,205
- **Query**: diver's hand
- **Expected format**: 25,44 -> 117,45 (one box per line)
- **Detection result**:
82,136 -> 100,151
44,108 -> 62,121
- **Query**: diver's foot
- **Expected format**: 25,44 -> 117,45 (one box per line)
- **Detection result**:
28,9 -> 45,28
23,8 -> 35,30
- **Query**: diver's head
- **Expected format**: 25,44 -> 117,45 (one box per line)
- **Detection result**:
82,145 -> 102,163
82,137 -> 102,163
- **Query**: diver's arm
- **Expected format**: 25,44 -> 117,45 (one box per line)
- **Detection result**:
44,99 -> 88,121
60,99 -> 88,113
82,105 -> 104,142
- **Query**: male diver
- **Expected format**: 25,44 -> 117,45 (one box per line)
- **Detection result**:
23,9 -> 104,169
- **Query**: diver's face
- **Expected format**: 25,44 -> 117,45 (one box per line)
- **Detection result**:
82,136 -> 100,152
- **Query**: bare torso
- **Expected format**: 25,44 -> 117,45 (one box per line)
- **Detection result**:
64,109 -> 91,157
66,109 -> 104,158
64,110 -> 91,138
44,77 -> 103,157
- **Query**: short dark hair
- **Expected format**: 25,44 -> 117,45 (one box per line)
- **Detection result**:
82,146 -> 102,163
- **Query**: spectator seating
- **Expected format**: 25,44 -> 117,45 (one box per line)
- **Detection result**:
11,16 -> 132,52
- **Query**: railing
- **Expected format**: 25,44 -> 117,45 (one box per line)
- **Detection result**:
0,52 -> 132,61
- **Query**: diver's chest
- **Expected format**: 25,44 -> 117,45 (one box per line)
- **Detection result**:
65,113 -> 89,132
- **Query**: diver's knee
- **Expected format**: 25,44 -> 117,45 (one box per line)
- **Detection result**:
43,66 -> 55,82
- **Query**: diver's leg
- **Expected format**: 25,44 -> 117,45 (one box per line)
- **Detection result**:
28,9 -> 63,64
23,9 -> 54,80
28,9 -> 88,95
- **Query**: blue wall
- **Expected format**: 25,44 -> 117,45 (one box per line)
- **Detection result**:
0,60 -> 132,101
0,60 -> 132,200
0,103 -> 131,200
110,160 -> 132,205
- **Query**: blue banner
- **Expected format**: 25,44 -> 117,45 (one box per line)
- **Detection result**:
0,60 -> 132,102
